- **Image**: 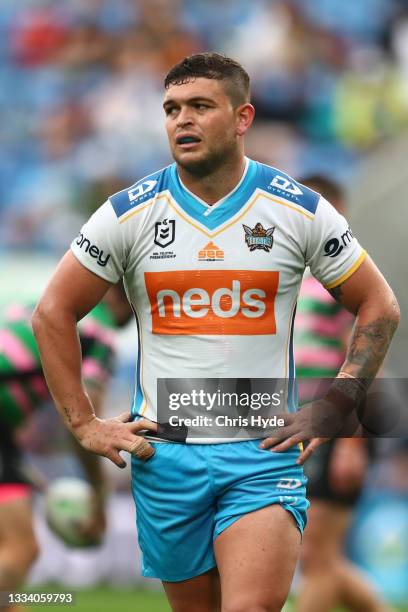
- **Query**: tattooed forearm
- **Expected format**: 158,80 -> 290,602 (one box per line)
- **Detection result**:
63,406 -> 72,425
343,316 -> 399,380
61,398 -> 94,430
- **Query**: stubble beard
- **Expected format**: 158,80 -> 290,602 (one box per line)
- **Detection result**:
173,140 -> 237,179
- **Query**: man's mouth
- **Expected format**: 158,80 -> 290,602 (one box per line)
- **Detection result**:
176,135 -> 201,146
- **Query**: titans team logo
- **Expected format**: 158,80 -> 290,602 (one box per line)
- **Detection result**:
154,219 -> 176,248
243,223 -> 275,252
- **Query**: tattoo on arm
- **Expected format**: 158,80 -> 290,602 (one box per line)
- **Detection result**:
344,317 -> 399,380
63,406 -> 72,425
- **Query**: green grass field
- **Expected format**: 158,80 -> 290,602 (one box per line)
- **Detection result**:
27,585 -> 408,612
27,586 -> 169,612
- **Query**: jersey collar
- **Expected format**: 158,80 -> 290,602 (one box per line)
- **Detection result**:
168,157 -> 259,231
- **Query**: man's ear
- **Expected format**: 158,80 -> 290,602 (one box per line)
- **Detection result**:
236,103 -> 255,137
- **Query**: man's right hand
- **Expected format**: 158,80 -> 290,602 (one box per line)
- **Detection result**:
73,412 -> 157,467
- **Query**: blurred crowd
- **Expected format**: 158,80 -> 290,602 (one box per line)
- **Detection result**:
2,0 -> 408,250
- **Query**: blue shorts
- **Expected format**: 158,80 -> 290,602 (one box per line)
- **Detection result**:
131,440 -> 308,582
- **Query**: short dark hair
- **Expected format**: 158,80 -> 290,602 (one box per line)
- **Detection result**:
164,52 -> 250,107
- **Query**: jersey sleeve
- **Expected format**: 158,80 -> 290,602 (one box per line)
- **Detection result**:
70,200 -> 125,283
306,197 -> 366,289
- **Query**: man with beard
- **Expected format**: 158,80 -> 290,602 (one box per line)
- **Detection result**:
32,53 -> 399,612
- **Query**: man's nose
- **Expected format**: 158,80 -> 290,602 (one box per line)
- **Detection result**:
176,107 -> 193,127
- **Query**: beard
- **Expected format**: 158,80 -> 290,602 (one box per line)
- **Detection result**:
173,140 -> 237,178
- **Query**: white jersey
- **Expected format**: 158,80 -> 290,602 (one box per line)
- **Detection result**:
71,158 -> 366,437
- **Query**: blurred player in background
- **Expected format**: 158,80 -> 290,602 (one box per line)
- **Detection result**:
295,176 -> 391,612
32,53 -> 399,612
0,283 -> 131,611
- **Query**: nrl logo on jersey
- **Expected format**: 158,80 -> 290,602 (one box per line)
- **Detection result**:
243,223 -> 275,252
154,219 -> 175,248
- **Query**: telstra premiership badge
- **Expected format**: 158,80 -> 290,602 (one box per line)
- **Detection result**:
154,219 -> 175,248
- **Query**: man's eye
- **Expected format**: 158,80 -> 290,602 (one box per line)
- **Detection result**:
165,107 -> 177,116
195,104 -> 208,110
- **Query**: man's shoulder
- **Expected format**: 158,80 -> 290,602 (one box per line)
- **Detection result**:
253,161 -> 321,215
108,165 -> 173,220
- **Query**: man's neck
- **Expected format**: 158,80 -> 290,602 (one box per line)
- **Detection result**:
177,154 -> 247,206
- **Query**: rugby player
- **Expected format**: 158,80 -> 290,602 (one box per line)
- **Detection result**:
294,176 -> 391,612
32,53 -> 400,612
0,284 -> 131,611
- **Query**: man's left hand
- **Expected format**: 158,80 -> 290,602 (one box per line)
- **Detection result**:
259,398 -> 350,464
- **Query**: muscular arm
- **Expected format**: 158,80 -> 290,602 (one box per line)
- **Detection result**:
32,251 -> 112,433
327,255 -> 400,382
32,251 -> 156,466
262,255 -> 400,460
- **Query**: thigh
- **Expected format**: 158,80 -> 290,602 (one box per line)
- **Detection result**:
215,504 -> 301,611
131,443 -> 217,582
0,494 -> 34,547
163,567 -> 221,612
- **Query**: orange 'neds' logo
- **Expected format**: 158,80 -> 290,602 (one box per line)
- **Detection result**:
145,270 -> 279,335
